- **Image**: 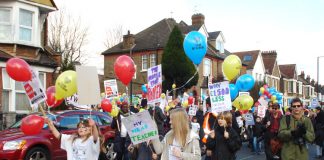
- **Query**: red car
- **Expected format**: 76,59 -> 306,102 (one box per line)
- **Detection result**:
0,110 -> 116,160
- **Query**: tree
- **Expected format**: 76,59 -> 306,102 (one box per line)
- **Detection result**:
48,8 -> 88,71
103,25 -> 123,49
162,26 -> 198,94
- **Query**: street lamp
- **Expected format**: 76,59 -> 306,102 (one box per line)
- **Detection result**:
317,56 -> 324,100
130,44 -> 136,105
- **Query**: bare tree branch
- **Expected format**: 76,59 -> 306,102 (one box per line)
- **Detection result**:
103,25 -> 123,49
48,8 -> 89,71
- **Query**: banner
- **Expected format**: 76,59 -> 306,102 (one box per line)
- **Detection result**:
244,113 -> 255,126
147,65 -> 162,104
23,69 -> 46,106
121,110 -> 158,145
208,81 -> 232,113
104,79 -> 118,98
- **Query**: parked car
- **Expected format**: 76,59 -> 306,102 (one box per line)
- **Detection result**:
0,110 -> 116,160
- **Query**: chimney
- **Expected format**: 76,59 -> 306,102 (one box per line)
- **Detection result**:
306,75 -> 310,83
311,79 -> 315,86
191,13 -> 205,26
300,71 -> 305,79
123,30 -> 135,49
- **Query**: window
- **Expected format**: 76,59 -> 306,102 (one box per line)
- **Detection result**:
19,9 -> 33,42
298,82 -> 302,94
0,8 -> 12,41
59,115 -> 80,129
243,55 -> 252,62
15,82 -> 30,111
216,41 -> 224,53
150,54 -> 157,67
203,58 -> 211,77
288,81 -> 293,93
142,54 -> 148,70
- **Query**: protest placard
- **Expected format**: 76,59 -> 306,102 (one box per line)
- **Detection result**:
66,94 -> 94,110
208,81 -> 232,113
147,65 -> 162,104
23,69 -> 46,106
244,113 -> 255,126
104,79 -> 118,98
188,105 -> 198,116
121,110 -> 158,145
76,66 -> 101,105
239,92 -> 250,96
257,97 -> 268,118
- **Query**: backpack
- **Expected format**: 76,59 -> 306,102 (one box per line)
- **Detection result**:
270,115 -> 290,155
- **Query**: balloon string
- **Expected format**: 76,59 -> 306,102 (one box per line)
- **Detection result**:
170,65 -> 199,93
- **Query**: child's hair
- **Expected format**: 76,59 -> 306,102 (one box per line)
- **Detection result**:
192,116 -> 197,122
70,119 -> 92,143
217,111 -> 232,126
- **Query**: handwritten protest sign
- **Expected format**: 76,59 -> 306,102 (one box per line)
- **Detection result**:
66,94 -> 94,110
121,110 -> 158,145
208,81 -> 232,113
244,113 -> 255,126
257,97 -> 267,118
104,79 -> 118,98
188,105 -> 198,116
23,69 -> 46,106
147,65 -> 162,104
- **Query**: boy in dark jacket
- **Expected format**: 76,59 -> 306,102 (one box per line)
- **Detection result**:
253,116 -> 266,154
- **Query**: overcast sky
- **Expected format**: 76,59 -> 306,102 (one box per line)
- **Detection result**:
52,0 -> 324,84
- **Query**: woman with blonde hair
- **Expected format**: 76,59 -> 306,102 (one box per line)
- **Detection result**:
206,111 -> 241,160
152,108 -> 201,160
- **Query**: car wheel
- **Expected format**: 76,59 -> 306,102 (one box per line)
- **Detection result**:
24,147 -> 50,160
105,139 -> 117,160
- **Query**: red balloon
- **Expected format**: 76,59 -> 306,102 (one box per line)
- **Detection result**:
114,55 -> 135,86
101,99 -> 112,112
188,96 -> 194,105
239,110 -> 249,115
142,93 -> 147,98
46,86 -> 63,108
21,115 -> 44,135
6,58 -> 32,82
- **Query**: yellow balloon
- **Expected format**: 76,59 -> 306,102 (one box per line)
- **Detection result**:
271,95 -> 277,101
101,92 -> 106,98
110,107 -> 119,117
161,93 -> 166,99
165,106 -> 171,112
233,95 -> 254,110
222,55 -> 242,81
139,108 -> 145,112
260,87 -> 265,94
182,100 -> 189,108
55,70 -> 77,99
172,84 -> 176,89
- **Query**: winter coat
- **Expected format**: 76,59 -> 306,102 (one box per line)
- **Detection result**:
152,130 -> 201,160
149,106 -> 166,136
253,122 -> 266,138
206,126 -> 242,160
278,115 -> 315,160
314,111 -> 324,146
111,114 -> 131,153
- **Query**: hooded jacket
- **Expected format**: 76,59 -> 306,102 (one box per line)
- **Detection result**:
152,130 -> 201,160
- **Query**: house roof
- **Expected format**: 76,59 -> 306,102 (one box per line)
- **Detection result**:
28,0 -> 57,9
262,51 -> 277,74
232,50 -> 260,70
0,49 -> 58,68
208,31 -> 221,40
298,76 -> 309,85
102,18 -> 228,61
279,64 -> 296,79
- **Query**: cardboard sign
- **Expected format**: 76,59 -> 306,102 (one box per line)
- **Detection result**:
188,105 -> 198,116
66,94 -> 93,110
23,69 -> 46,106
244,113 -> 255,126
104,79 -> 118,98
257,105 -> 266,118
76,66 -> 101,105
208,81 -> 232,113
147,65 -> 162,104
121,110 -> 158,145
311,98 -> 319,109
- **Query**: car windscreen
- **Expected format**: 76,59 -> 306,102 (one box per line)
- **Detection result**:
9,114 -> 56,129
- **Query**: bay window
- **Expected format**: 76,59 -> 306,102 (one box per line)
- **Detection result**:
0,8 -> 12,41
19,9 -> 33,42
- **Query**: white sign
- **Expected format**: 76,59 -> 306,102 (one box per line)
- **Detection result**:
104,79 -> 118,98
257,105 -> 266,118
311,98 -> 319,108
191,122 -> 200,135
188,105 -> 198,116
76,66 -> 101,105
244,113 -> 255,126
208,81 -> 232,113
147,65 -> 162,104
23,69 -> 46,106
66,94 -> 93,110
236,116 -> 243,128
121,110 -> 158,145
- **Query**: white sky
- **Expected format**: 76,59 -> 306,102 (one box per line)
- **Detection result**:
52,0 -> 324,84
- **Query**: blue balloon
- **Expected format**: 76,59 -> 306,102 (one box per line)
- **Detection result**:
120,97 -> 124,102
183,31 -> 207,65
141,85 -> 147,93
259,91 -> 262,97
235,74 -> 255,92
189,92 -> 193,96
276,93 -> 283,100
229,84 -> 238,101
251,107 -> 255,113
202,94 -> 206,101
